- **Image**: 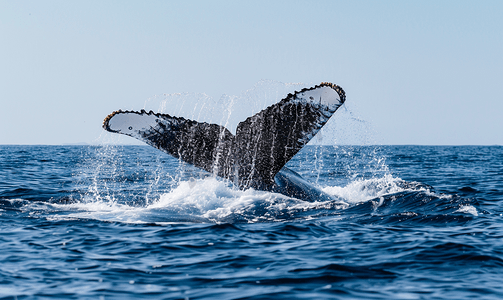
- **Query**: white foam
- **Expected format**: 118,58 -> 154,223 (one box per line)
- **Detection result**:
148,177 -> 338,222
40,178 -> 289,223
49,200 -> 145,223
455,205 -> 478,216
151,177 -> 269,217
61,174 -> 404,222
42,176 -> 349,223
322,174 -> 409,204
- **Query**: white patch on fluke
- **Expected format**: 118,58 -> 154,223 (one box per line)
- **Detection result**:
293,86 -> 342,111
107,113 -> 162,138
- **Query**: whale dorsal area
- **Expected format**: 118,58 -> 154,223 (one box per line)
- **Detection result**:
103,82 -> 345,189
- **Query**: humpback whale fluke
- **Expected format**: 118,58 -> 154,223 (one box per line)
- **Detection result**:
103,82 -> 346,201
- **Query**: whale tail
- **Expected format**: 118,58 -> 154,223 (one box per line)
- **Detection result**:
103,82 -> 345,189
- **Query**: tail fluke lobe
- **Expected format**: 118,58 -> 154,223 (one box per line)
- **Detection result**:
103,110 -> 235,177
234,82 -> 345,187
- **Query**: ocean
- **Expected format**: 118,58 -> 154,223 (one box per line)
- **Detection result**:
1,145 -> 502,299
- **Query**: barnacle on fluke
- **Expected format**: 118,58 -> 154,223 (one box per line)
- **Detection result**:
103,82 -> 345,202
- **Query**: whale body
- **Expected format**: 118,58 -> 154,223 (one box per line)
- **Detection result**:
103,82 -> 346,202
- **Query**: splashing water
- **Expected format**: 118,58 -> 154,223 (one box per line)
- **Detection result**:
62,81 -> 479,224
31,142 -> 458,225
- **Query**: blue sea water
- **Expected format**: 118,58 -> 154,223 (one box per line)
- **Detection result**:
1,145 -> 502,299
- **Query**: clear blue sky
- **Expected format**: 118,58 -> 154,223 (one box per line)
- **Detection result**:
1,0 -> 502,145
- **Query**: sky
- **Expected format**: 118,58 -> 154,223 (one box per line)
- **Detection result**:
1,0 -> 502,145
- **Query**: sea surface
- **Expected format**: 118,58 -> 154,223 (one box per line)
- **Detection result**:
1,145 -> 502,299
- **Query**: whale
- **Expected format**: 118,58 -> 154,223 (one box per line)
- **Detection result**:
103,82 -> 346,202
